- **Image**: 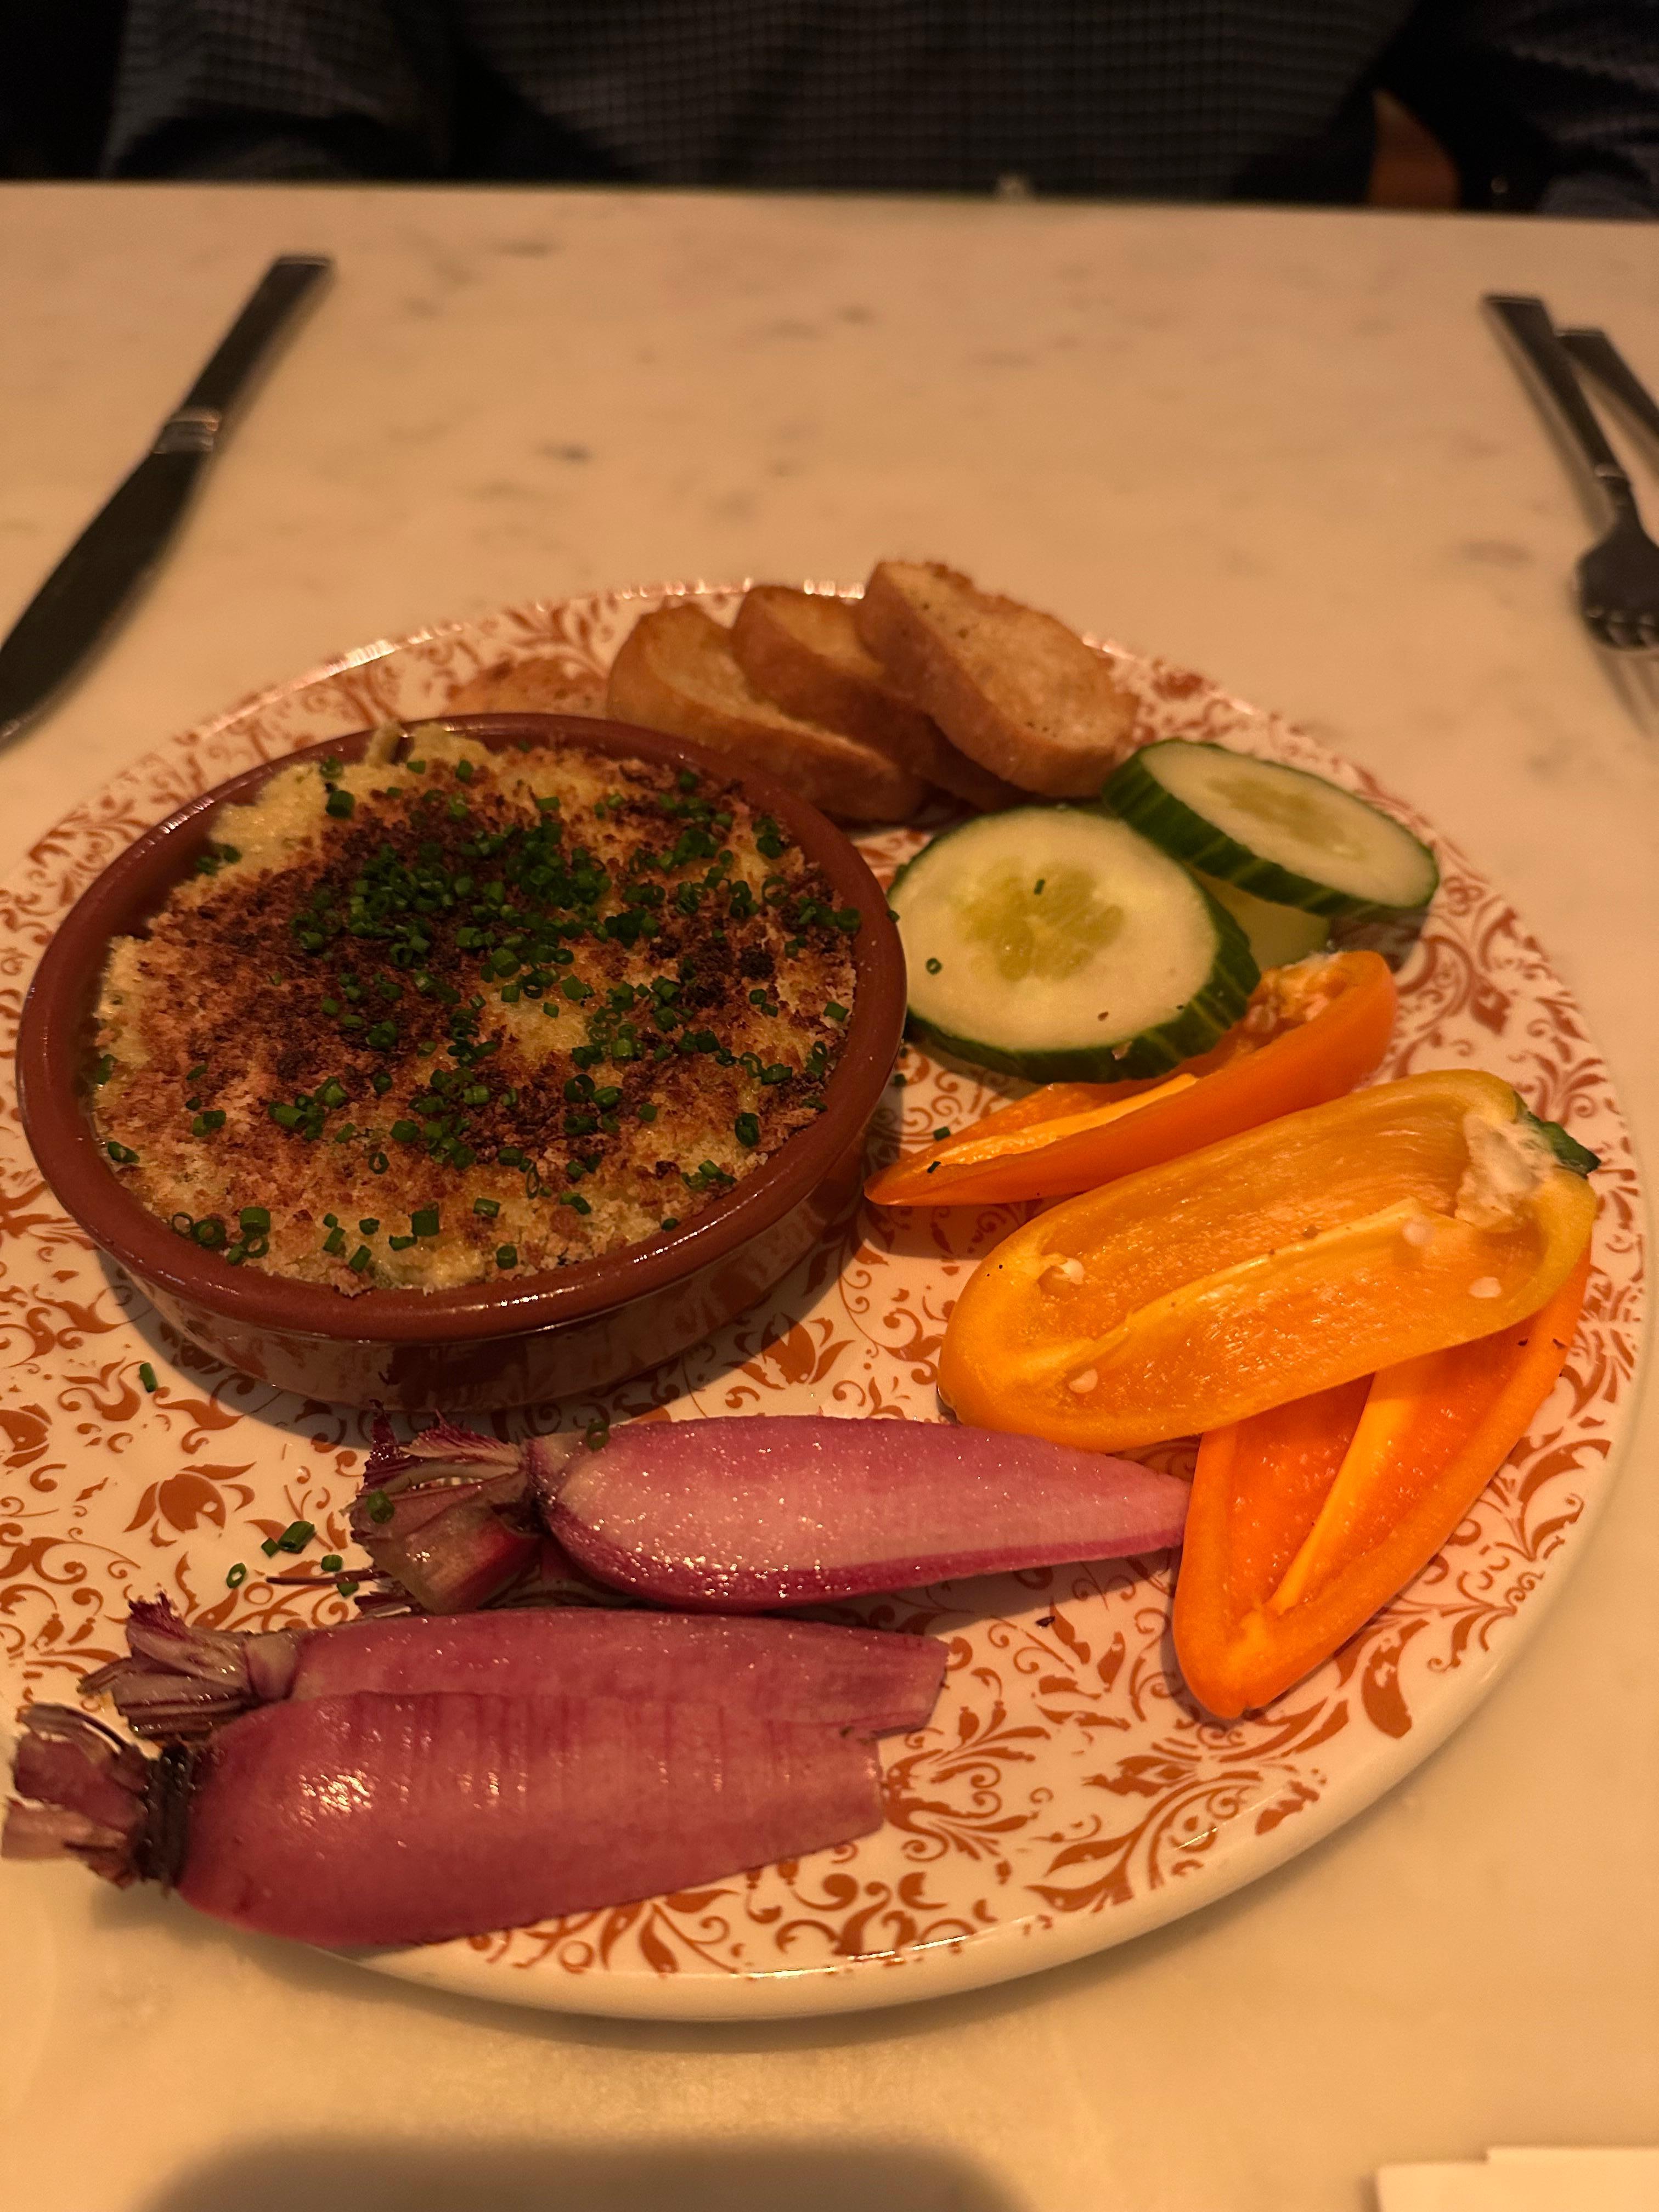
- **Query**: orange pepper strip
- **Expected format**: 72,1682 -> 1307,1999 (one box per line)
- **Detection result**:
938,1070 -> 1597,1453
1173,1249 -> 1591,1718
867,951 -> 1397,1207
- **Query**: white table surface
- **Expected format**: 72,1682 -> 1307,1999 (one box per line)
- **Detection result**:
0,184 -> 1654,2212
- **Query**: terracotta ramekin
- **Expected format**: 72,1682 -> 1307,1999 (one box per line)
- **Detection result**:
16,714 -> 906,1410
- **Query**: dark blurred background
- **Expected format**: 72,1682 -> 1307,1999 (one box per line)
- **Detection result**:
2,1 -> 1653,216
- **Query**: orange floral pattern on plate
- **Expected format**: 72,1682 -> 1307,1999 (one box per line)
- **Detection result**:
0,583 -> 1643,2021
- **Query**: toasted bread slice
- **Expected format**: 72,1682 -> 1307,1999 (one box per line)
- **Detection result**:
446,656 -> 610,718
855,561 -> 1136,799
606,602 -> 927,823
731,586 -> 1022,812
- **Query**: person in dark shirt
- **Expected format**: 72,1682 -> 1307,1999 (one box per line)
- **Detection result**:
56,1 -> 1659,215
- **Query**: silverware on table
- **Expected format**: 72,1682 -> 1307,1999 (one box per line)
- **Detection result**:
1485,292 -> 1659,654
0,253 -> 334,750
1560,325 -> 1659,453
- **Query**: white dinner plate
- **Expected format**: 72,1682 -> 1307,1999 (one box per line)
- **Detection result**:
0,582 -> 1644,2019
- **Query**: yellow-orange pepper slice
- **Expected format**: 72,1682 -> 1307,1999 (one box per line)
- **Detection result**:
868,952 -> 1397,1208
938,1070 -> 1597,1453
1172,1250 -> 1590,1718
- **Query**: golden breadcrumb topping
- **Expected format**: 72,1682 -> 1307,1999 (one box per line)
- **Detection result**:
93,727 -> 857,1291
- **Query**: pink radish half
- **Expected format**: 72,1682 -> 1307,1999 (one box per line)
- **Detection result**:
536,1416 -> 1189,1610
87,1598 -> 945,1741
176,1691 -> 883,1945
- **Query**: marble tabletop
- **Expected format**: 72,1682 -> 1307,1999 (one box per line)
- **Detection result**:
0,184 -> 1654,2212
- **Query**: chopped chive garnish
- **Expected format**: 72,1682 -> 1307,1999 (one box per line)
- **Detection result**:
106,1141 -> 138,1165
388,1233 -> 415,1250
319,1554 -> 343,1574
584,1414 -> 612,1451
370,1150 -> 389,1173
825,1001 -> 849,1023
473,1197 -> 500,1219
325,787 -> 356,819
275,1520 -> 314,1554
191,1109 -> 227,1136
347,1244 -> 373,1272
660,1216 -> 680,1231
411,1206 -> 440,1237
926,957 -> 943,974
192,1216 -> 226,1249
137,1362 -> 157,1392
364,1489 -> 395,1524
336,1577 -> 360,1597
734,1111 -> 761,1148
239,1206 -> 270,1232
358,1217 -> 380,1234
323,1225 -> 347,1256
495,1244 -> 518,1268
225,1562 -> 247,1590
261,1538 -> 279,1558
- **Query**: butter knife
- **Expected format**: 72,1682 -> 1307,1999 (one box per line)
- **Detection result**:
1561,326 -> 1659,452
0,253 -> 333,749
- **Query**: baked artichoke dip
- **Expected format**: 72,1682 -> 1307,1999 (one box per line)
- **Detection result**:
92,727 -> 859,1291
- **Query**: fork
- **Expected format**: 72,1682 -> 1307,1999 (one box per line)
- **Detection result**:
1485,292 -> 1659,653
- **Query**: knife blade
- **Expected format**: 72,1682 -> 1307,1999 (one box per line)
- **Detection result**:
0,253 -> 333,749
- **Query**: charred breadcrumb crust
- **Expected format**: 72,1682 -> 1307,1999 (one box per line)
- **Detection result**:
93,734 -> 857,1293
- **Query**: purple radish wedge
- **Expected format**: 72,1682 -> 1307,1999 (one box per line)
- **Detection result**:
534,1415 -> 1188,1610
84,1597 -> 946,1742
4,1694 -> 884,1947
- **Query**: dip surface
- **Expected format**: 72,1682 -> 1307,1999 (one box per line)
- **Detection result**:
93,728 -> 858,1291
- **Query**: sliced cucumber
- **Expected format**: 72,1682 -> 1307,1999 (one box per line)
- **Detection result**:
1194,871 -> 1330,970
1104,741 -> 1438,917
889,807 -> 1259,1081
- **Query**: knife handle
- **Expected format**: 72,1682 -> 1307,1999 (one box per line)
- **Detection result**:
1560,327 -> 1659,453
159,254 -> 334,450
1484,293 -> 1637,515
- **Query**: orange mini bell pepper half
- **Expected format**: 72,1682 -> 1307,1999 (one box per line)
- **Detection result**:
938,1069 -> 1597,1454
867,952 -> 1396,1207
1172,1249 -> 1591,1718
